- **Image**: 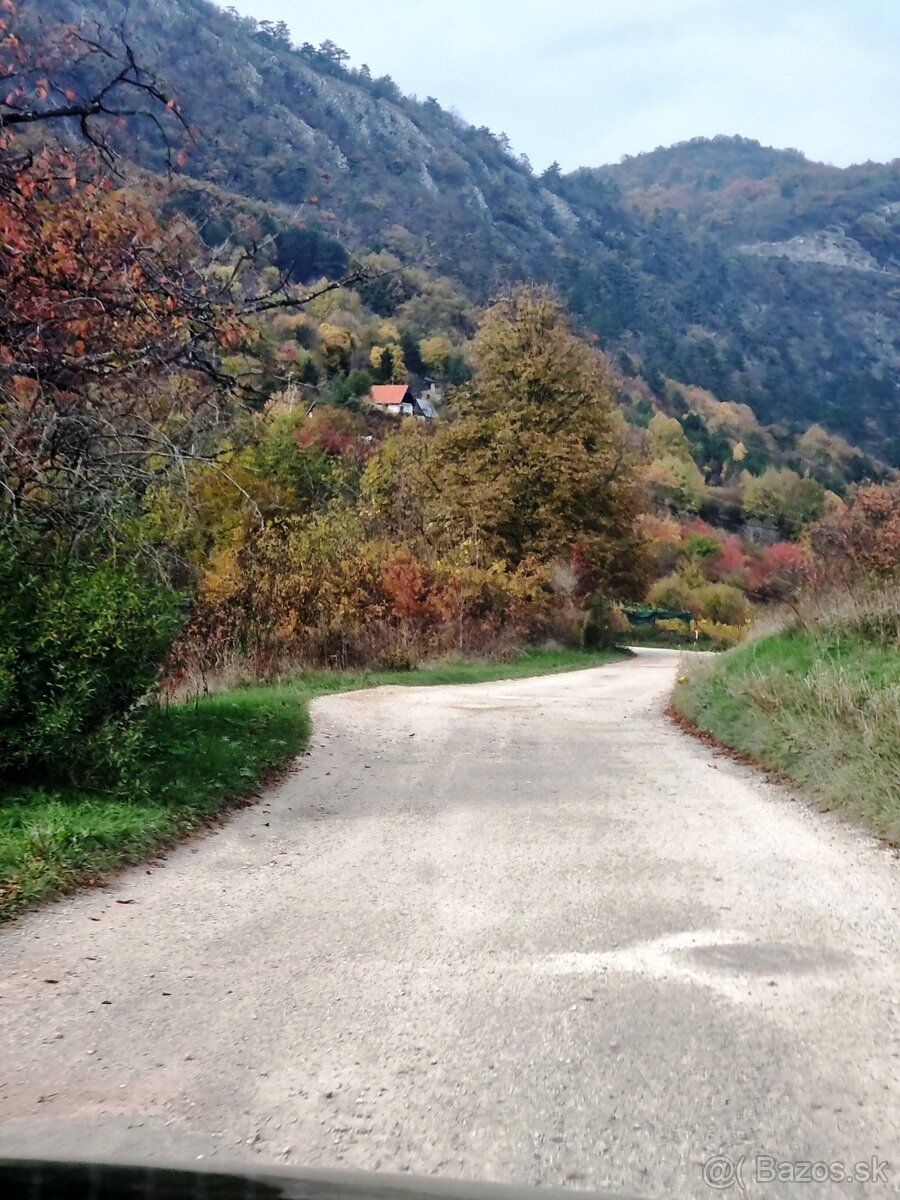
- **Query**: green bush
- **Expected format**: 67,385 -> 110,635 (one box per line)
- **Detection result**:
647,573 -> 702,616
681,533 -> 722,563
0,544 -> 184,790
696,582 -> 751,626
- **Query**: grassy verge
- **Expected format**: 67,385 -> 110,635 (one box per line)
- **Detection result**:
617,633 -> 716,652
672,599 -> 900,842
617,626 -> 740,652
0,646 -> 624,919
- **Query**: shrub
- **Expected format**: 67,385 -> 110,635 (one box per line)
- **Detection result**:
743,467 -> 825,536
696,619 -> 746,648
696,582 -> 751,626
180,507 -> 567,675
807,482 -> 900,585
681,532 -> 722,563
0,544 -> 184,789
636,514 -> 682,575
656,617 -> 691,635
747,541 -> 809,601
707,534 -> 748,586
648,573 -> 702,616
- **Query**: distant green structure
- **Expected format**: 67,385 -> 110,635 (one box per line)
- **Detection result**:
624,608 -> 693,628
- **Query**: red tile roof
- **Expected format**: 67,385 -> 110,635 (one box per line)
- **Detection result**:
367,385 -> 412,406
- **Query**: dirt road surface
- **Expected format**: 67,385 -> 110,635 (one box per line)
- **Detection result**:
1,649 -> 898,1197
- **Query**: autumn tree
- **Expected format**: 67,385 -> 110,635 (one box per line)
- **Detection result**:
806,482 -> 900,584
0,4 -> 362,782
0,3 -> 368,541
746,542 -> 810,601
0,7 -> 239,538
648,413 -> 693,461
372,287 -> 650,597
419,334 -> 453,375
370,343 -> 406,383
742,467 -> 826,536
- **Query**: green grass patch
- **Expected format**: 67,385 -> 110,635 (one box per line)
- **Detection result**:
0,647 -> 624,919
673,624 -> 900,842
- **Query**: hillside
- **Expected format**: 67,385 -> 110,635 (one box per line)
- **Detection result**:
34,0 -> 900,458
594,138 -> 900,447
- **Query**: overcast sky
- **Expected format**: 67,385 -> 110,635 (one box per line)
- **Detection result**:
222,0 -> 899,171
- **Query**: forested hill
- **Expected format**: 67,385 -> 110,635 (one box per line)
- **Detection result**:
39,0 -> 900,457
600,136 -> 900,248
577,140 -> 900,450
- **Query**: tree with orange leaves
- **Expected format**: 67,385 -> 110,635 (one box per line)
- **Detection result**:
0,2 -> 363,539
0,3 -> 362,784
807,483 -> 900,585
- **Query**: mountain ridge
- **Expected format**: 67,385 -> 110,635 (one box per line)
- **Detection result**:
33,0 -> 900,458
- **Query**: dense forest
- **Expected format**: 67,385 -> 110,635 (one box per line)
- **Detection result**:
31,0 -> 900,459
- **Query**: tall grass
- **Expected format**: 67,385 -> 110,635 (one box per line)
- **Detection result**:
674,580 -> 900,842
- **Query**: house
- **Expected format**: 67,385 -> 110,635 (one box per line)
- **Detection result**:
417,382 -> 443,419
364,384 -> 432,419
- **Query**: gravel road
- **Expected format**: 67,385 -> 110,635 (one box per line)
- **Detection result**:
1,649 -> 898,1197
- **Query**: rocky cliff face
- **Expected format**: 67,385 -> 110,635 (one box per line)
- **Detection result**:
36,1 -> 900,455
739,231 -> 884,273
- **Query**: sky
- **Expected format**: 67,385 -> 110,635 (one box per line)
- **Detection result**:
223,0 -> 899,171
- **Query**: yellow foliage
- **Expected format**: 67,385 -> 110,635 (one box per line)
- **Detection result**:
656,617 -> 690,634
369,343 -> 407,382
319,322 -> 353,371
270,311 -> 310,336
648,412 -> 692,462
642,454 -> 704,512
419,334 -> 453,372
669,381 -> 765,441
798,423 -> 858,462
304,280 -> 357,320
696,619 -> 747,647
377,320 -> 401,343
319,323 -> 353,350
199,544 -> 242,604
607,606 -> 634,634
361,250 -> 403,275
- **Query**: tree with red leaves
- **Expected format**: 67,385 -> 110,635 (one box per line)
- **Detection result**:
0,3 -> 364,783
0,3 -> 236,535
807,483 -> 900,585
0,3 -> 364,539
747,542 -> 810,602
